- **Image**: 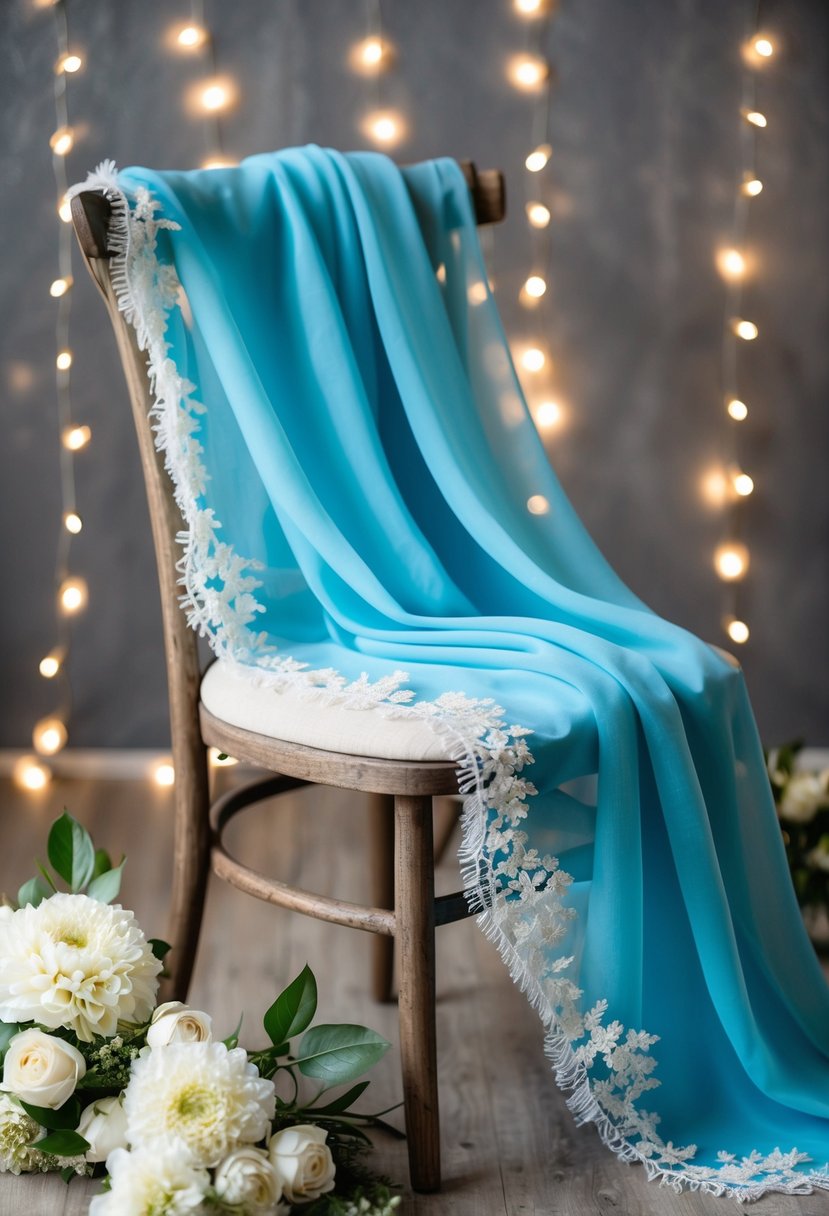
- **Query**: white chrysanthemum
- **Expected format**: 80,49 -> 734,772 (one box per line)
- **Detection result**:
0,893 -> 161,1042
88,1145 -> 209,1216
125,1041 -> 275,1167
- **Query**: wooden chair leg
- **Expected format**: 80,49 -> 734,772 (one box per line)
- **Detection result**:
368,793 -> 396,1003
160,739 -> 211,1002
433,795 -> 461,866
394,794 -> 441,1193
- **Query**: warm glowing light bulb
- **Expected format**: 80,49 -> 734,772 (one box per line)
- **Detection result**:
63,424 -> 91,450
153,761 -> 175,787
435,263 -> 446,284
732,471 -> 754,497
525,144 -> 552,173
742,177 -> 763,197
714,542 -> 749,581
59,576 -> 88,615
716,248 -> 746,280
349,36 -> 394,74
49,126 -> 74,156
523,275 -> 547,299
56,350 -> 72,371
726,618 -> 750,645
467,281 -> 488,306
526,202 -> 551,228
535,400 -> 563,428
753,37 -> 774,58
13,757 -> 51,792
64,511 -> 83,534
509,54 -> 548,91
515,0 -> 544,12
50,276 -> 72,298
733,318 -> 759,341
744,109 -> 767,128
363,110 -> 404,146
527,494 -> 550,515
58,195 -> 72,223
57,53 -> 82,73
33,716 -> 68,757
177,24 -> 207,49
39,651 -> 62,679
362,37 -> 384,64
209,747 -> 239,767
521,347 -> 546,373
201,83 -> 229,111
727,398 -> 748,421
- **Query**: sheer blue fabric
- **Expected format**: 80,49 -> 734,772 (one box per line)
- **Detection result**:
84,147 -> 829,1198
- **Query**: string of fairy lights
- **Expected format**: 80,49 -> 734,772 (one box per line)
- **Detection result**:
709,9 -> 774,648
16,0 -> 88,793
507,0 -> 564,476
15,4 -> 780,792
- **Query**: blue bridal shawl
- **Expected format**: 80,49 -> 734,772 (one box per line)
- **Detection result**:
77,147 -> 829,1200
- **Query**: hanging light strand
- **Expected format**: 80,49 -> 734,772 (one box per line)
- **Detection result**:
23,0 -> 86,788
509,1 -> 565,438
174,0 -> 237,168
714,0 -> 772,645
48,0 -> 84,721
354,0 -> 405,149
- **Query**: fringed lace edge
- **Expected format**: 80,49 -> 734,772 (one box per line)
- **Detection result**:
70,160 -> 829,1204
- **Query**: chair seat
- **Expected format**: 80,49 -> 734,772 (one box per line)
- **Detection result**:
200,661 -> 453,762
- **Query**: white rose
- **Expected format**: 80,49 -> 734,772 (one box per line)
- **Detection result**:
2,1028 -> 86,1109
214,1145 -> 287,1214
269,1124 -> 336,1204
780,773 -> 829,824
146,1001 -> 213,1048
76,1095 -> 129,1163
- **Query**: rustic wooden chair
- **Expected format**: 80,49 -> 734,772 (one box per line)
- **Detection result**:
71,161 -> 505,1194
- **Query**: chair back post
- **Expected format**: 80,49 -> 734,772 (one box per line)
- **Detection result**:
71,197 -> 211,998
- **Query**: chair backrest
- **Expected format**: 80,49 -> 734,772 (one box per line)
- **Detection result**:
70,161 -> 506,764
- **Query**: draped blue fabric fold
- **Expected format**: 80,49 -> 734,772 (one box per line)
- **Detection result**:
82,146 -> 829,1198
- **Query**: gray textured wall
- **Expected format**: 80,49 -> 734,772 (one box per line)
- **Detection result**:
1,0 -> 827,748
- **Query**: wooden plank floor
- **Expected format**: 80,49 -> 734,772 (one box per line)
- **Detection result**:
1,773 -> 829,1216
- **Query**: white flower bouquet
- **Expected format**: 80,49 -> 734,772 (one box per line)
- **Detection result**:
767,741 -> 829,943
0,813 -> 401,1215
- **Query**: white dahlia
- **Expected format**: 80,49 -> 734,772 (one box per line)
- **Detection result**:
124,1041 -> 276,1167
88,1145 -> 209,1216
0,893 -> 161,1042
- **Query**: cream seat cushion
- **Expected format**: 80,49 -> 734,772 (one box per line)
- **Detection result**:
200,661 -> 453,763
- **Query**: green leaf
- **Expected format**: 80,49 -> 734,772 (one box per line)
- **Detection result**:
47,813 -> 95,892
0,1022 -> 21,1062
264,965 -> 317,1047
17,876 -> 51,908
223,1013 -> 244,1050
308,1080 -> 370,1115
60,1166 -> 75,1184
32,1130 -> 90,1157
87,860 -> 125,905
20,1096 -> 80,1132
296,1024 -> 390,1087
149,939 -> 171,961
75,1069 -> 105,1090
36,861 -> 58,893
92,849 -> 113,881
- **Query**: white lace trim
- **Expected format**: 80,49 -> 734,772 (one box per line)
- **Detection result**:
69,161 -> 829,1203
